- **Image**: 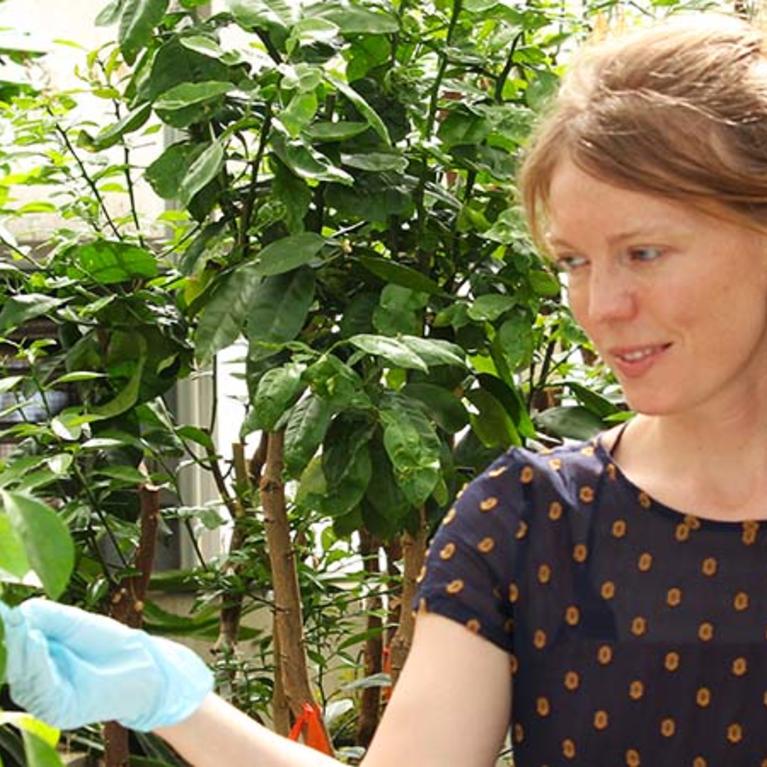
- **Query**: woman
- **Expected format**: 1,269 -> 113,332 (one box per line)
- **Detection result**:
4,10 -> 767,766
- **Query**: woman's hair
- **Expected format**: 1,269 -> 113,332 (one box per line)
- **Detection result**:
518,13 -> 767,251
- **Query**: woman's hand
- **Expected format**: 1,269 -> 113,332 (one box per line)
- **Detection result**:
0,598 -> 212,731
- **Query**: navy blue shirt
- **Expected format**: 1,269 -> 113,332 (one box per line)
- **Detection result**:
415,435 -> 767,766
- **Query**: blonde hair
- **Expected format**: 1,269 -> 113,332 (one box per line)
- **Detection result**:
518,13 -> 767,251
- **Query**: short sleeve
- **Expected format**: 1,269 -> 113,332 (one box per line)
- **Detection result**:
413,449 -> 531,654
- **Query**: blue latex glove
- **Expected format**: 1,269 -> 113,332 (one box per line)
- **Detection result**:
0,598 -> 213,731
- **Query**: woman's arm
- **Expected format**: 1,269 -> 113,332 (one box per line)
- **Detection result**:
157,611 -> 512,767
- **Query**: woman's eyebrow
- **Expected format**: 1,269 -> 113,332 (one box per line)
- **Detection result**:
546,225 -> 683,249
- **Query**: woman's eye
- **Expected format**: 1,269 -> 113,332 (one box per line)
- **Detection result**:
555,254 -> 588,272
629,246 -> 663,263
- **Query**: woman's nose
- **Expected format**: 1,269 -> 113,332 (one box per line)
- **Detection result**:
585,266 -> 637,324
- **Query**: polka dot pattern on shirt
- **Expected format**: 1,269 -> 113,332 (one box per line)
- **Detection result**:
415,437 -> 767,766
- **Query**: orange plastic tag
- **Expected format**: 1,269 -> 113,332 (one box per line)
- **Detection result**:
288,702 -> 333,755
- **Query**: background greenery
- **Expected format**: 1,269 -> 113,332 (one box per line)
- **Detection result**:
0,0 -> 734,763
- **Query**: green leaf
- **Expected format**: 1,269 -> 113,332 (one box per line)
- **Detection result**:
254,233 -> 325,277
358,256 -> 441,295
0,491 -> 75,599
0,376 -> 23,393
280,91 -> 318,138
247,267 -> 316,347
22,730 -> 65,767
272,159 -> 312,234
399,336 -> 466,368
154,81 -> 233,110
379,395 -> 441,507
341,151 -> 407,173
176,425 -> 216,451
284,395 -> 333,476
307,4 -> 399,34
528,269 -> 560,297
92,339 -> 146,419
287,18 -> 339,53
303,354 -> 369,410
401,383 -> 468,433
68,241 -> 158,284
497,313 -> 535,372
50,371 -> 106,385
0,514 -> 30,580
363,439 -> 409,530
467,294 -> 516,322
96,0 -> 124,26
348,334 -> 427,372
563,381 -> 620,419
326,76 -> 391,145
249,362 -> 306,432
535,405 -> 604,441
178,35 -> 225,58
272,133 -> 354,185
227,0 -> 296,32
304,121 -> 368,142
0,295 -> 64,334
179,141 -> 224,207
95,465 -> 146,484
194,263 -> 261,362
119,0 -> 170,64
145,142 -> 206,200
466,388 -> 520,448
82,102 -> 151,151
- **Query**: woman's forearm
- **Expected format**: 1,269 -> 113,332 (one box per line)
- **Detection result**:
155,694 -> 343,767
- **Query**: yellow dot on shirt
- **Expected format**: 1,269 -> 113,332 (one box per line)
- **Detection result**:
513,723 -> 524,743
732,657 -> 748,677
564,671 -> 580,691
593,710 -> 609,730
693,758 -> 707,767
533,629 -> 547,649
515,520 -> 529,540
702,557 -> 718,576
638,552 -> 653,572
699,622 -> 715,641
416,565 -> 426,583
446,579 -> 464,595
487,465 -> 508,478
743,520 -> 759,545
606,463 -> 617,480
638,491 -> 652,509
573,543 -> 588,563
509,654 -> 518,674
537,697 -> 550,717
581,445 -> 596,456
727,723 -> 743,743
625,748 -> 641,766
660,718 -> 676,737
549,501 -> 563,520
612,519 -> 627,538
549,458 -> 563,471
480,496 -> 498,512
597,644 -> 613,665
538,563 -> 552,584
675,523 -> 690,542
562,739 -> 576,759
456,483 -> 468,499
466,618 -> 481,633
601,581 -> 616,600
565,605 -> 580,626
477,536 -> 495,553
664,652 -> 680,671
504,618 -> 515,634
439,542 -> 456,560
580,486 -> 595,503
629,680 -> 644,700
631,616 -> 648,636
684,514 -> 702,530
697,687 -> 711,707
667,587 -> 682,607
734,591 -> 750,611
443,507 -> 457,525
509,582 -> 519,603
520,466 -> 535,484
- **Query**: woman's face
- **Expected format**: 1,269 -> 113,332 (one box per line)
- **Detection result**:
546,158 -> 767,416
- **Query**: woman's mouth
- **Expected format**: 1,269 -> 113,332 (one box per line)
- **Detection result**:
609,343 -> 672,377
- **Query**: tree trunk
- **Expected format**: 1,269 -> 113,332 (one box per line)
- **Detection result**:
389,509 -> 429,687
271,619 -> 292,736
260,431 -> 331,749
355,530 -> 383,747
105,485 -> 161,767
